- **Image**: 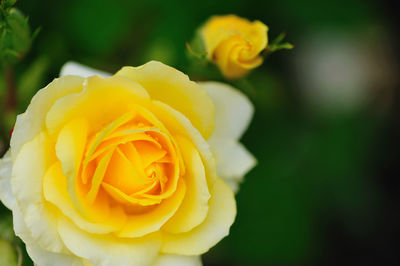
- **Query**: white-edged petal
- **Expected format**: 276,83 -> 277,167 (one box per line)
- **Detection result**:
60,61 -> 111,78
208,137 -> 256,192
26,245 -> 83,266
152,255 -> 202,266
199,81 -> 256,191
11,133 -> 66,253
57,217 -> 162,266
12,204 -> 80,266
0,151 -> 16,209
10,75 -> 84,161
199,81 -> 253,140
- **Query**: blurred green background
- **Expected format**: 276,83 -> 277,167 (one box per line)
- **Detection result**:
1,0 -> 399,265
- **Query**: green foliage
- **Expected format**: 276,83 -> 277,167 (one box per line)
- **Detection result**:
0,1 -> 37,66
266,32 -> 294,54
0,209 -> 19,266
17,55 -> 50,111
0,240 -> 18,266
0,0 -> 391,265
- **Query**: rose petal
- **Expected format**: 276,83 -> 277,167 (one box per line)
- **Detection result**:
117,179 -> 186,238
11,204 -> 81,266
11,75 -> 84,160
199,81 -> 256,191
0,150 -> 15,209
161,178 -> 236,255
43,162 -> 126,234
116,61 -> 215,138
150,101 -> 216,189
152,254 -> 202,266
46,75 -> 150,136
199,81 -> 253,140
208,137 -> 256,192
60,61 -> 111,78
11,132 -> 65,253
57,217 -> 162,266
26,245 -> 83,266
162,136 -> 210,234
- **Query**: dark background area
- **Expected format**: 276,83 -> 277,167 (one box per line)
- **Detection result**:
1,0 -> 399,265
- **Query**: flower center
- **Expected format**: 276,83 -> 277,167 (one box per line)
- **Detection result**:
78,107 -> 182,210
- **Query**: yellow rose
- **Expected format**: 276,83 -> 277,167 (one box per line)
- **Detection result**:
201,14 -> 268,79
0,61 -> 256,266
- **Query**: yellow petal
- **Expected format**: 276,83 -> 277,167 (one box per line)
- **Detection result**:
11,75 -> 84,161
55,118 -> 89,213
101,182 -> 160,206
150,101 -> 217,189
134,141 -> 167,168
116,61 -> 215,138
117,179 -> 186,238
103,147 -> 147,195
201,15 -> 268,79
86,149 -> 114,204
57,217 -> 162,266
201,15 -> 268,60
46,75 -> 150,137
43,162 -> 126,234
162,136 -> 210,233
161,178 -> 236,255
213,36 -> 262,78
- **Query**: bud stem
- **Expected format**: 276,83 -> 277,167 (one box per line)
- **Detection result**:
4,65 -> 16,112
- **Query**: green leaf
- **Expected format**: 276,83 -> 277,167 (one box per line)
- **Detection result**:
0,0 -> 17,10
0,6 -> 37,65
264,32 -> 294,55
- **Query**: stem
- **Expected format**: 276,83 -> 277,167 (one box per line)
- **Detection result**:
4,66 -> 16,112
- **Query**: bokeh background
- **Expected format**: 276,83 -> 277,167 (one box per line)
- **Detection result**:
1,0 -> 399,265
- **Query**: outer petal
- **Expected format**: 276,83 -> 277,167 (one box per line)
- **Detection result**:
152,255 -> 202,266
12,203 -> 81,266
26,245 -> 83,266
199,81 -> 253,140
11,132 -> 66,253
10,75 -> 84,161
46,75 -> 150,136
0,151 -> 15,209
57,217 -> 162,266
161,178 -> 236,255
116,61 -> 215,138
207,138 -> 256,193
199,82 -> 256,191
60,62 -> 111,78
